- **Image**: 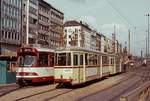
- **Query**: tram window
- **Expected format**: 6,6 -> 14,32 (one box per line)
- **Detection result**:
85,54 -> 88,65
57,53 -> 71,66
55,53 -> 57,65
111,58 -> 114,64
80,55 -> 83,65
73,54 -> 78,66
66,53 -> 71,65
94,55 -> 98,65
102,56 -> 108,64
49,53 -> 54,67
39,53 -> 48,67
98,55 -> 101,65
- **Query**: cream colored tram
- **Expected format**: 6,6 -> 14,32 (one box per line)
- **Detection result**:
54,47 -> 121,85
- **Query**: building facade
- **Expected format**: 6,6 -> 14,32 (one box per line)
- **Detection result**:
0,0 -> 21,56
22,0 -> 64,48
63,20 -> 97,50
63,20 -> 122,54
22,0 -> 38,44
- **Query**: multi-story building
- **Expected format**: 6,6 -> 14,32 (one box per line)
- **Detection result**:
49,4 -> 64,48
38,0 -> 64,48
63,20 -> 122,55
64,20 -> 90,48
22,0 -> 64,48
0,0 -> 21,56
63,20 -> 97,49
22,0 -> 38,44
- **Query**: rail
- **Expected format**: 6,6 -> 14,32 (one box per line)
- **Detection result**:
120,81 -> 150,101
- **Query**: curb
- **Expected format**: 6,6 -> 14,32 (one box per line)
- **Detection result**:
0,83 -> 17,88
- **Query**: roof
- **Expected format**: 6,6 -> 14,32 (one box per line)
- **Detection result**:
64,20 -> 81,27
21,44 -> 54,53
37,48 -> 54,52
64,20 -> 92,31
55,46 -> 117,56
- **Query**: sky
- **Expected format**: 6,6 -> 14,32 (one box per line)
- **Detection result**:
47,0 -> 150,56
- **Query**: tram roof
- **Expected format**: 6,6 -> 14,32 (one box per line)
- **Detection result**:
55,47 -> 117,56
21,45 -> 54,53
37,48 -> 54,52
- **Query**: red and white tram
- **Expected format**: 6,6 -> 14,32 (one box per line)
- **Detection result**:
16,45 -> 54,86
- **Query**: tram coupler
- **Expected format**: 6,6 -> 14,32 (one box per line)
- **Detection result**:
18,79 -> 28,88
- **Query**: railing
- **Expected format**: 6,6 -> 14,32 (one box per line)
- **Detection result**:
120,81 -> 150,101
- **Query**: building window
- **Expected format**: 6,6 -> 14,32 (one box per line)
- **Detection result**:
18,34 -> 20,40
30,0 -> 38,5
5,31 -> 7,39
29,6 -> 37,16
23,4 -> 26,11
15,33 -> 17,40
8,32 -> 11,39
12,32 -> 14,39
2,31 -> 4,38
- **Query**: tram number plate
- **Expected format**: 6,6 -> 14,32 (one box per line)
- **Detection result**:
63,69 -> 72,73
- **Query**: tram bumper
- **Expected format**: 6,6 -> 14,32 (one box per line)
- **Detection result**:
55,78 -> 73,83
55,75 -> 73,83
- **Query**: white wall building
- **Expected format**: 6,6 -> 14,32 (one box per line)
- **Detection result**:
64,20 -> 94,49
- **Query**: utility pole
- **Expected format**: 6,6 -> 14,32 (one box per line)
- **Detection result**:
141,50 -> 143,64
145,13 -> 150,58
128,29 -> 131,54
146,36 -> 147,58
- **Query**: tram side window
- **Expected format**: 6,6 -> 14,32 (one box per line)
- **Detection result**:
80,55 -> 83,65
66,53 -> 71,65
85,53 -> 88,65
88,54 -> 98,66
111,58 -> 114,64
49,53 -> 54,67
55,53 -> 57,65
116,58 -> 120,65
98,55 -> 101,65
57,53 -> 71,66
73,54 -> 78,66
102,56 -> 108,65
39,53 -> 48,67
94,55 -> 98,66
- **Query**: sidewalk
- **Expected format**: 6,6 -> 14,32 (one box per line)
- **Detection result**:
0,83 -> 17,88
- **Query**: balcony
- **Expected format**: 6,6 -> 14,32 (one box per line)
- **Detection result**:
38,10 -> 50,18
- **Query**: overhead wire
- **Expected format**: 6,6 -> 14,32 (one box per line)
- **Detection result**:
105,0 -> 134,27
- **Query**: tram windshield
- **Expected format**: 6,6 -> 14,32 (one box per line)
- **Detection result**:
55,53 -> 71,66
18,55 -> 37,67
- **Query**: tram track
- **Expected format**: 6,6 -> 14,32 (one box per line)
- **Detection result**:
76,66 -> 146,101
14,88 -> 57,101
0,83 -> 55,98
110,65 -> 150,101
10,74 -> 132,101
76,72 -> 136,101
0,84 -> 20,97
13,88 -> 75,101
